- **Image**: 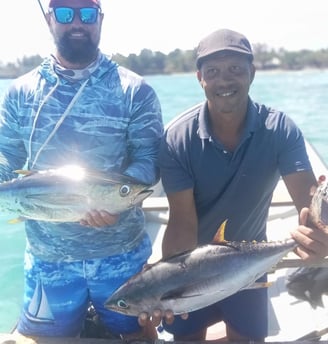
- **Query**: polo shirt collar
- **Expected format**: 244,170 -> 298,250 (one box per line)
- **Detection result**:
198,97 -> 260,140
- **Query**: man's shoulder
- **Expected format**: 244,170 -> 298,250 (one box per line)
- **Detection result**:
165,102 -> 203,132
117,65 -> 141,78
251,100 -> 295,129
3,67 -> 41,100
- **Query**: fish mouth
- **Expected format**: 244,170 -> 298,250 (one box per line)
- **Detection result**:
134,189 -> 153,205
104,304 -> 129,314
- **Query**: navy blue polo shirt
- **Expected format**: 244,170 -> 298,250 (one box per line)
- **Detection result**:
159,98 -> 312,244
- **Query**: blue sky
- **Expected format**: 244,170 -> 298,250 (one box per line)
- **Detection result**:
1,0 -> 328,62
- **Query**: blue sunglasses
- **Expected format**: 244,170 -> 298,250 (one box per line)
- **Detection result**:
50,7 -> 101,24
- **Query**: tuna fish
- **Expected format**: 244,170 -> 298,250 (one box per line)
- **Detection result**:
104,177 -> 328,316
104,220 -> 296,316
0,165 -> 153,222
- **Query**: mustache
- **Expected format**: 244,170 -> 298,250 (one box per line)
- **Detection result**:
65,29 -> 90,37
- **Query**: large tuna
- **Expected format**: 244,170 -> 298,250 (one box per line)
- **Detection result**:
104,220 -> 296,316
104,177 -> 328,316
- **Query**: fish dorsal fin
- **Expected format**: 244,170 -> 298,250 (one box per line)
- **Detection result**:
212,219 -> 228,244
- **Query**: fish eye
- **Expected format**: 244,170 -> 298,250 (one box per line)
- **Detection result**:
117,299 -> 129,309
119,185 -> 131,197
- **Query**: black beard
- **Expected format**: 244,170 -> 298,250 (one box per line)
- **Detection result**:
55,30 -> 99,64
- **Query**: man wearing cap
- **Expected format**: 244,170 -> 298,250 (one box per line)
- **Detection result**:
0,0 -> 163,339
146,28 -> 328,341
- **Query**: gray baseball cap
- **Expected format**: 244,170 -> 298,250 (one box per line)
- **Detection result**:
196,29 -> 253,69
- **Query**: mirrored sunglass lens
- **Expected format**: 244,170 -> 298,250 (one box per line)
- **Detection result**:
80,8 -> 98,23
54,7 -> 74,24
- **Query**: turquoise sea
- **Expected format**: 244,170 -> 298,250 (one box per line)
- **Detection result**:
0,70 -> 327,332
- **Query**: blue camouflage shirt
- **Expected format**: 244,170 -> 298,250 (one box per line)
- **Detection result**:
0,53 -> 163,262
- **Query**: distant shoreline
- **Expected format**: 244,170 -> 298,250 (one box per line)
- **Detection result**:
1,67 -> 327,80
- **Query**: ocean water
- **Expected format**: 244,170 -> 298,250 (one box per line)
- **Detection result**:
0,69 -> 327,332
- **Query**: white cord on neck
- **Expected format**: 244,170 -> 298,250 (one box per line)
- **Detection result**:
29,78 -> 89,169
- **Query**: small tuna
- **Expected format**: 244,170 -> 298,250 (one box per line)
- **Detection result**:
0,165 -> 153,222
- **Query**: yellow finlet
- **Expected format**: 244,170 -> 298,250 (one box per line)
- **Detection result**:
13,169 -> 35,176
246,281 -> 274,289
8,217 -> 25,224
212,219 -> 228,243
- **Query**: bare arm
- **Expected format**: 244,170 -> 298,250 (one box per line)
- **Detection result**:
162,188 -> 198,258
282,170 -> 317,212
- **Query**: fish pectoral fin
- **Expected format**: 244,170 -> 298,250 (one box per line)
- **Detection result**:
161,279 -> 213,301
161,287 -> 202,301
244,281 -> 273,290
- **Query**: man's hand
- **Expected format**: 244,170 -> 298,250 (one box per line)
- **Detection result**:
80,210 -> 119,227
138,309 -> 188,328
291,207 -> 328,262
